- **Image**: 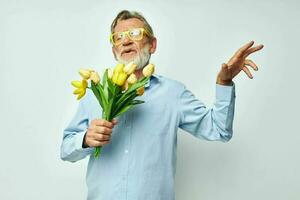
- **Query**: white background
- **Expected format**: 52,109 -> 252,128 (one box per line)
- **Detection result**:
1,0 -> 299,199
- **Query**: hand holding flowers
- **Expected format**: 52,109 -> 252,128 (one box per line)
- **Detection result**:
71,62 -> 155,158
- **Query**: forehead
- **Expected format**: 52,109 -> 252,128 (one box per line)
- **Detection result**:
114,18 -> 145,32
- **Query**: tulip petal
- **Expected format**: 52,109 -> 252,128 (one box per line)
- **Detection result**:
136,86 -> 145,96
112,72 -> 119,84
127,73 -> 137,84
90,71 -> 100,84
117,72 -> 127,86
124,62 -> 137,75
114,63 -> 125,73
77,90 -> 86,100
73,88 -> 84,94
142,63 -> 155,77
79,69 -> 91,79
82,79 -> 88,88
71,80 -> 82,88
107,68 -> 113,79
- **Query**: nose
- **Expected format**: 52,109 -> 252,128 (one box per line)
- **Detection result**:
121,35 -> 133,46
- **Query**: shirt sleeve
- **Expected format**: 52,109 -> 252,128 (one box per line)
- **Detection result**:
178,82 -> 236,142
60,97 -> 94,162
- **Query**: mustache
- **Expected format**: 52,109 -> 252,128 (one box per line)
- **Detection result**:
116,44 -> 151,69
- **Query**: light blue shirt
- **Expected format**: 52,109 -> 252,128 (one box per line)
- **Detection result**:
60,73 -> 236,200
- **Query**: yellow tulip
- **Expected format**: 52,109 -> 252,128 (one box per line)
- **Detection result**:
121,81 -> 128,91
113,72 -> 128,86
76,89 -> 86,100
136,86 -> 145,96
114,63 -> 125,74
73,87 -> 84,94
79,69 -> 91,79
112,72 -> 118,84
127,73 -> 137,85
71,79 -> 88,100
90,71 -> 100,84
107,68 -> 113,79
142,63 -> 155,77
71,80 -> 82,88
118,73 -> 128,85
123,62 -> 137,75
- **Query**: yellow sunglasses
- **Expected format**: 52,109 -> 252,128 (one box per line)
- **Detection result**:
109,27 -> 151,46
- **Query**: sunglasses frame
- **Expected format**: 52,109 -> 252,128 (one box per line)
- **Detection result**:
109,27 -> 151,46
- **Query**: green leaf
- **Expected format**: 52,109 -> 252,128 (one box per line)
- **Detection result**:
130,99 -> 145,105
114,104 -> 134,118
102,69 -> 108,88
96,83 -> 108,115
112,91 -> 137,117
106,98 -> 114,120
115,79 -> 146,107
107,75 -> 116,97
91,82 -> 104,109
103,69 -> 109,99
110,77 -> 148,117
125,77 -> 149,94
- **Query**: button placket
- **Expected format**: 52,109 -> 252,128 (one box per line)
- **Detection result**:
123,112 -> 131,200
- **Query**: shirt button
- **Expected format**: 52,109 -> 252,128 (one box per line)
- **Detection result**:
125,149 -> 129,153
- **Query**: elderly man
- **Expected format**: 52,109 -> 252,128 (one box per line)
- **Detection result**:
60,10 -> 263,200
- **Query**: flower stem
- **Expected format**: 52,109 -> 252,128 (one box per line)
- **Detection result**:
94,110 -> 108,159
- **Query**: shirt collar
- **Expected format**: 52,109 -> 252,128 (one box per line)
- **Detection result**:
145,73 -> 160,88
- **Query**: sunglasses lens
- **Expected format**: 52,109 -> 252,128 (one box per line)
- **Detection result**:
128,28 -> 143,40
112,32 -> 124,45
111,28 -> 145,45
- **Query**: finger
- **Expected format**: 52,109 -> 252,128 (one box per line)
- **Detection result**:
222,63 -> 229,69
244,59 -> 258,71
91,140 -> 109,147
93,133 -> 110,141
99,140 -> 110,146
92,119 -> 113,128
242,66 -> 253,79
94,126 -> 112,135
90,140 -> 102,147
235,41 -> 255,57
243,44 -> 264,58
111,118 -> 118,125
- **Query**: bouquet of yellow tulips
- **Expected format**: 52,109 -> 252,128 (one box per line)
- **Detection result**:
71,62 -> 155,158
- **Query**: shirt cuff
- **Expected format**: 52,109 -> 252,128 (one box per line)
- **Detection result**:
74,130 -> 94,153
216,81 -> 236,101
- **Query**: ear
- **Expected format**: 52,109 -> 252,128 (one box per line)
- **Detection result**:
149,37 -> 157,54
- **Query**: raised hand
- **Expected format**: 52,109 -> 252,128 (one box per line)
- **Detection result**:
216,41 -> 264,85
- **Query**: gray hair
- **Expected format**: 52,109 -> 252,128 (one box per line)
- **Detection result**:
110,10 -> 155,39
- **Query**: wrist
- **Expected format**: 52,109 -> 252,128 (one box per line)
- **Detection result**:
216,76 -> 233,86
82,131 -> 89,148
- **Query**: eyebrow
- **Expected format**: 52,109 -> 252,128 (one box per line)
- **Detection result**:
113,27 -> 144,33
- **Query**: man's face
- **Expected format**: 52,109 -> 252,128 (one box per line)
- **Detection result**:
112,18 -> 156,70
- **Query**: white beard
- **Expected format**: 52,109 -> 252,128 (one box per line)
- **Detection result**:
116,43 -> 151,70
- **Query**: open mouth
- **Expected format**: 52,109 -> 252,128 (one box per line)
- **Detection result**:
122,49 -> 137,56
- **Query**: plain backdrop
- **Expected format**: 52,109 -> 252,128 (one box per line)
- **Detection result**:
1,0 -> 299,199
